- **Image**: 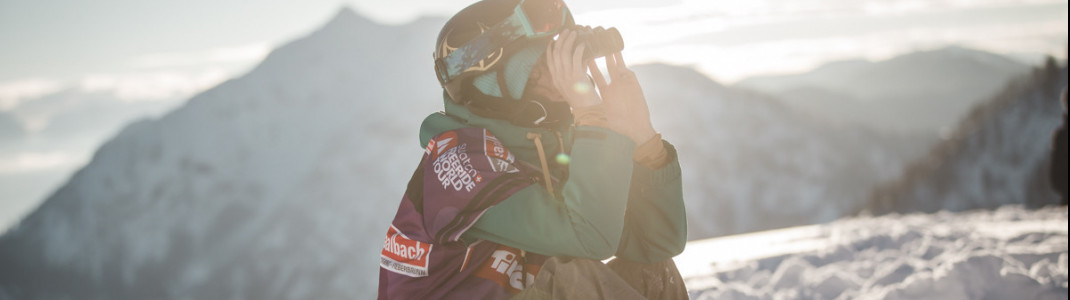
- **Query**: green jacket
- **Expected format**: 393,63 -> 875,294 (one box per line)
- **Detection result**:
418,97 -> 687,263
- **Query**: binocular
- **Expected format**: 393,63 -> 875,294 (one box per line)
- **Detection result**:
571,26 -> 624,61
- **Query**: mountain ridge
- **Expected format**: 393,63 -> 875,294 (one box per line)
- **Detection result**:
736,46 -> 1032,133
866,59 -> 1068,214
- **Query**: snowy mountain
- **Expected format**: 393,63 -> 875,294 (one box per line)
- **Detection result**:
737,47 -> 1032,133
0,8 -> 445,299
636,64 -> 931,238
867,60 -> 1068,214
679,205 -> 1068,299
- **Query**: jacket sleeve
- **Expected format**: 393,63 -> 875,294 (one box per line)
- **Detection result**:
613,140 -> 687,263
463,126 -> 637,259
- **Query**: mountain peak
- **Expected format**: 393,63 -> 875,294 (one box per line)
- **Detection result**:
331,6 -> 360,21
322,6 -> 378,31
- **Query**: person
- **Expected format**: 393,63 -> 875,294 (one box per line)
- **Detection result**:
1052,89 -> 1067,205
377,0 -> 688,299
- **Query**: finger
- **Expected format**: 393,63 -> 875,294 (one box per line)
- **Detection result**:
555,34 -> 574,80
547,41 -> 557,77
613,52 -> 628,70
605,51 -> 622,77
615,53 -> 637,82
553,29 -> 569,63
548,46 -> 566,90
545,42 -> 554,73
588,61 -> 608,90
560,31 -> 577,67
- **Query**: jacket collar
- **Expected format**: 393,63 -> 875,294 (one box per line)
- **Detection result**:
419,95 -> 573,165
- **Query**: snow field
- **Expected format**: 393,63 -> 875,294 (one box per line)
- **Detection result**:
679,205 -> 1068,299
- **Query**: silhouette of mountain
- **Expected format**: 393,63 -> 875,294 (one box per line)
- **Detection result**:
867,58 -> 1068,214
738,46 -> 1032,133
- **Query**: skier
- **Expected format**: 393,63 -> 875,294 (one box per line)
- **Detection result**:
377,0 -> 688,299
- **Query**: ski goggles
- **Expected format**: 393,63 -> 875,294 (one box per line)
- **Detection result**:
435,0 -> 571,86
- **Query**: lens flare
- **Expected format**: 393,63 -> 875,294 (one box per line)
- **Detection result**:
555,153 -> 570,165
572,81 -> 592,94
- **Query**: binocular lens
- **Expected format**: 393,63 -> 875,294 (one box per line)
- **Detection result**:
575,26 -> 624,61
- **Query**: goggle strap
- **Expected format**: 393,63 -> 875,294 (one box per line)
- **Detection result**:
496,61 -> 512,100
513,5 -> 536,36
441,14 -> 529,83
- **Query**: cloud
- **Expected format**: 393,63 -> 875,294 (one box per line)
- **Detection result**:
128,43 -> 271,69
2,63 -> 238,134
0,79 -> 64,111
67,44 -> 268,103
628,18 -> 1066,83
9,85 -> 180,136
1,66 -> 220,136
580,0 -> 1067,83
674,0 -> 1067,16
0,151 -> 86,174
583,0 -> 1067,47
79,68 -> 231,102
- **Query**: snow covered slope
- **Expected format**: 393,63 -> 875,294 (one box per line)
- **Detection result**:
680,205 -> 1068,299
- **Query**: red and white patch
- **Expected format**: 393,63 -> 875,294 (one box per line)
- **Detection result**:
474,245 -> 540,293
431,131 -> 481,192
380,225 -> 433,277
483,129 -> 518,174
429,131 -> 459,161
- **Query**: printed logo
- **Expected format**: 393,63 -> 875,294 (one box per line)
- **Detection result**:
483,129 -> 519,173
474,245 -> 540,293
429,132 -> 459,161
380,225 -> 432,277
432,132 -> 482,192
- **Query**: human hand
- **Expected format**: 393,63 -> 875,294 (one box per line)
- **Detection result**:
589,52 -> 656,144
545,28 -> 601,109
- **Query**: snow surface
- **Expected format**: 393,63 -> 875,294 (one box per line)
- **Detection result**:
678,205 -> 1068,299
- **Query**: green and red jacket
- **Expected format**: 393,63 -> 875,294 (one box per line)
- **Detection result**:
378,96 -> 686,299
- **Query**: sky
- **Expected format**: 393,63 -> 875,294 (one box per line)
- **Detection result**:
0,0 -> 1067,231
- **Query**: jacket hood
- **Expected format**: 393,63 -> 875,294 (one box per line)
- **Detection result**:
420,93 -> 573,165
